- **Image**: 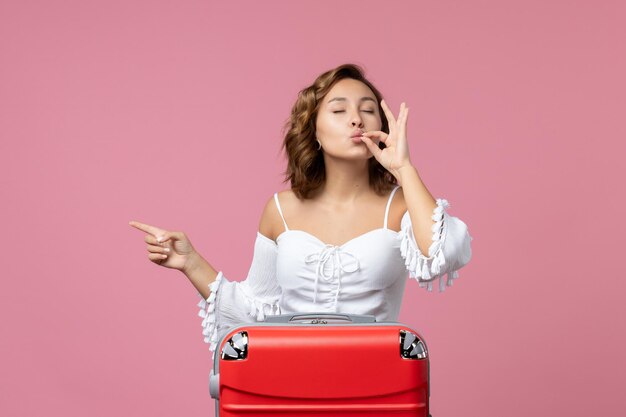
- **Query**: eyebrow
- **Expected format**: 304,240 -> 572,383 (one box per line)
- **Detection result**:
327,96 -> 377,105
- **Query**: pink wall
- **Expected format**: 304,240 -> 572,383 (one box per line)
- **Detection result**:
1,0 -> 624,416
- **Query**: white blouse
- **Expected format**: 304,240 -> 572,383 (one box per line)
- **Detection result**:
197,186 -> 473,352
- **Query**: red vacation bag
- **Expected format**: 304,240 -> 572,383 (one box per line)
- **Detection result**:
209,313 -> 431,416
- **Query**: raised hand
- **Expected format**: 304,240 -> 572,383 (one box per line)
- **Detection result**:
359,99 -> 413,185
129,220 -> 197,272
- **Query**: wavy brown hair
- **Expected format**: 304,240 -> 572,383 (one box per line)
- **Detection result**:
281,63 -> 396,199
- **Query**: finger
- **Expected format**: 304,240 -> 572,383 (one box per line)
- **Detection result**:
144,234 -> 172,246
399,106 -> 409,139
380,99 -> 397,130
362,131 -> 389,143
147,244 -> 170,254
148,253 -> 168,263
364,130 -> 392,147
158,230 -> 186,244
129,221 -> 164,237
360,135 -> 383,160
394,103 -> 405,136
145,234 -> 160,245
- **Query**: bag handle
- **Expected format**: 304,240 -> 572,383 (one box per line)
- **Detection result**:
264,313 -> 376,324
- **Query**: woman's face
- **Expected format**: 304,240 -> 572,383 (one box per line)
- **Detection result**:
315,78 -> 382,160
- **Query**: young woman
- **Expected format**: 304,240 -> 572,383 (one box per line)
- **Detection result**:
130,64 -> 473,353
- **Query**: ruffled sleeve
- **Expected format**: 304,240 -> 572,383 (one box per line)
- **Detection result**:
196,232 -> 281,352
399,198 -> 473,292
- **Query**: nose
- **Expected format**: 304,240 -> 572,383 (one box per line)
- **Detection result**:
350,110 -> 364,128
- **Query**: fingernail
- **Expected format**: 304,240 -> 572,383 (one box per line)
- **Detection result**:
164,248 -> 170,252
157,237 -> 163,243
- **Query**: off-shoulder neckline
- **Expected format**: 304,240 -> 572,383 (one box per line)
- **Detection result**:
256,211 -> 410,248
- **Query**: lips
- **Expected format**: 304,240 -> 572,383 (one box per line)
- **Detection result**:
350,132 -> 365,144
350,130 -> 364,138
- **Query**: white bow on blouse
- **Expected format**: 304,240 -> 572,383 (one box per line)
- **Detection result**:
304,244 -> 360,307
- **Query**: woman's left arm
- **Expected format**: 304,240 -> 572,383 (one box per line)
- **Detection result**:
360,101 -> 472,290
395,165 -> 437,254
360,100 -> 436,253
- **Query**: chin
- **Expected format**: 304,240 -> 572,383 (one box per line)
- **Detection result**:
327,150 -> 373,162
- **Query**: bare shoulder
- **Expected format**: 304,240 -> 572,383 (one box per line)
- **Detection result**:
258,189 -> 297,241
276,189 -> 299,203
387,186 -> 408,232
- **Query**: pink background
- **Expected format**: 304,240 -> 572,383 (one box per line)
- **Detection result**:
1,0 -> 624,416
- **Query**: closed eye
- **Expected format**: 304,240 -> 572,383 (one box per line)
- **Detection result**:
332,110 -> 375,113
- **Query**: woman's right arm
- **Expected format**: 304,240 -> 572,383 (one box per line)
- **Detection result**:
196,197 -> 283,351
130,195 -> 283,351
182,252 -> 218,300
